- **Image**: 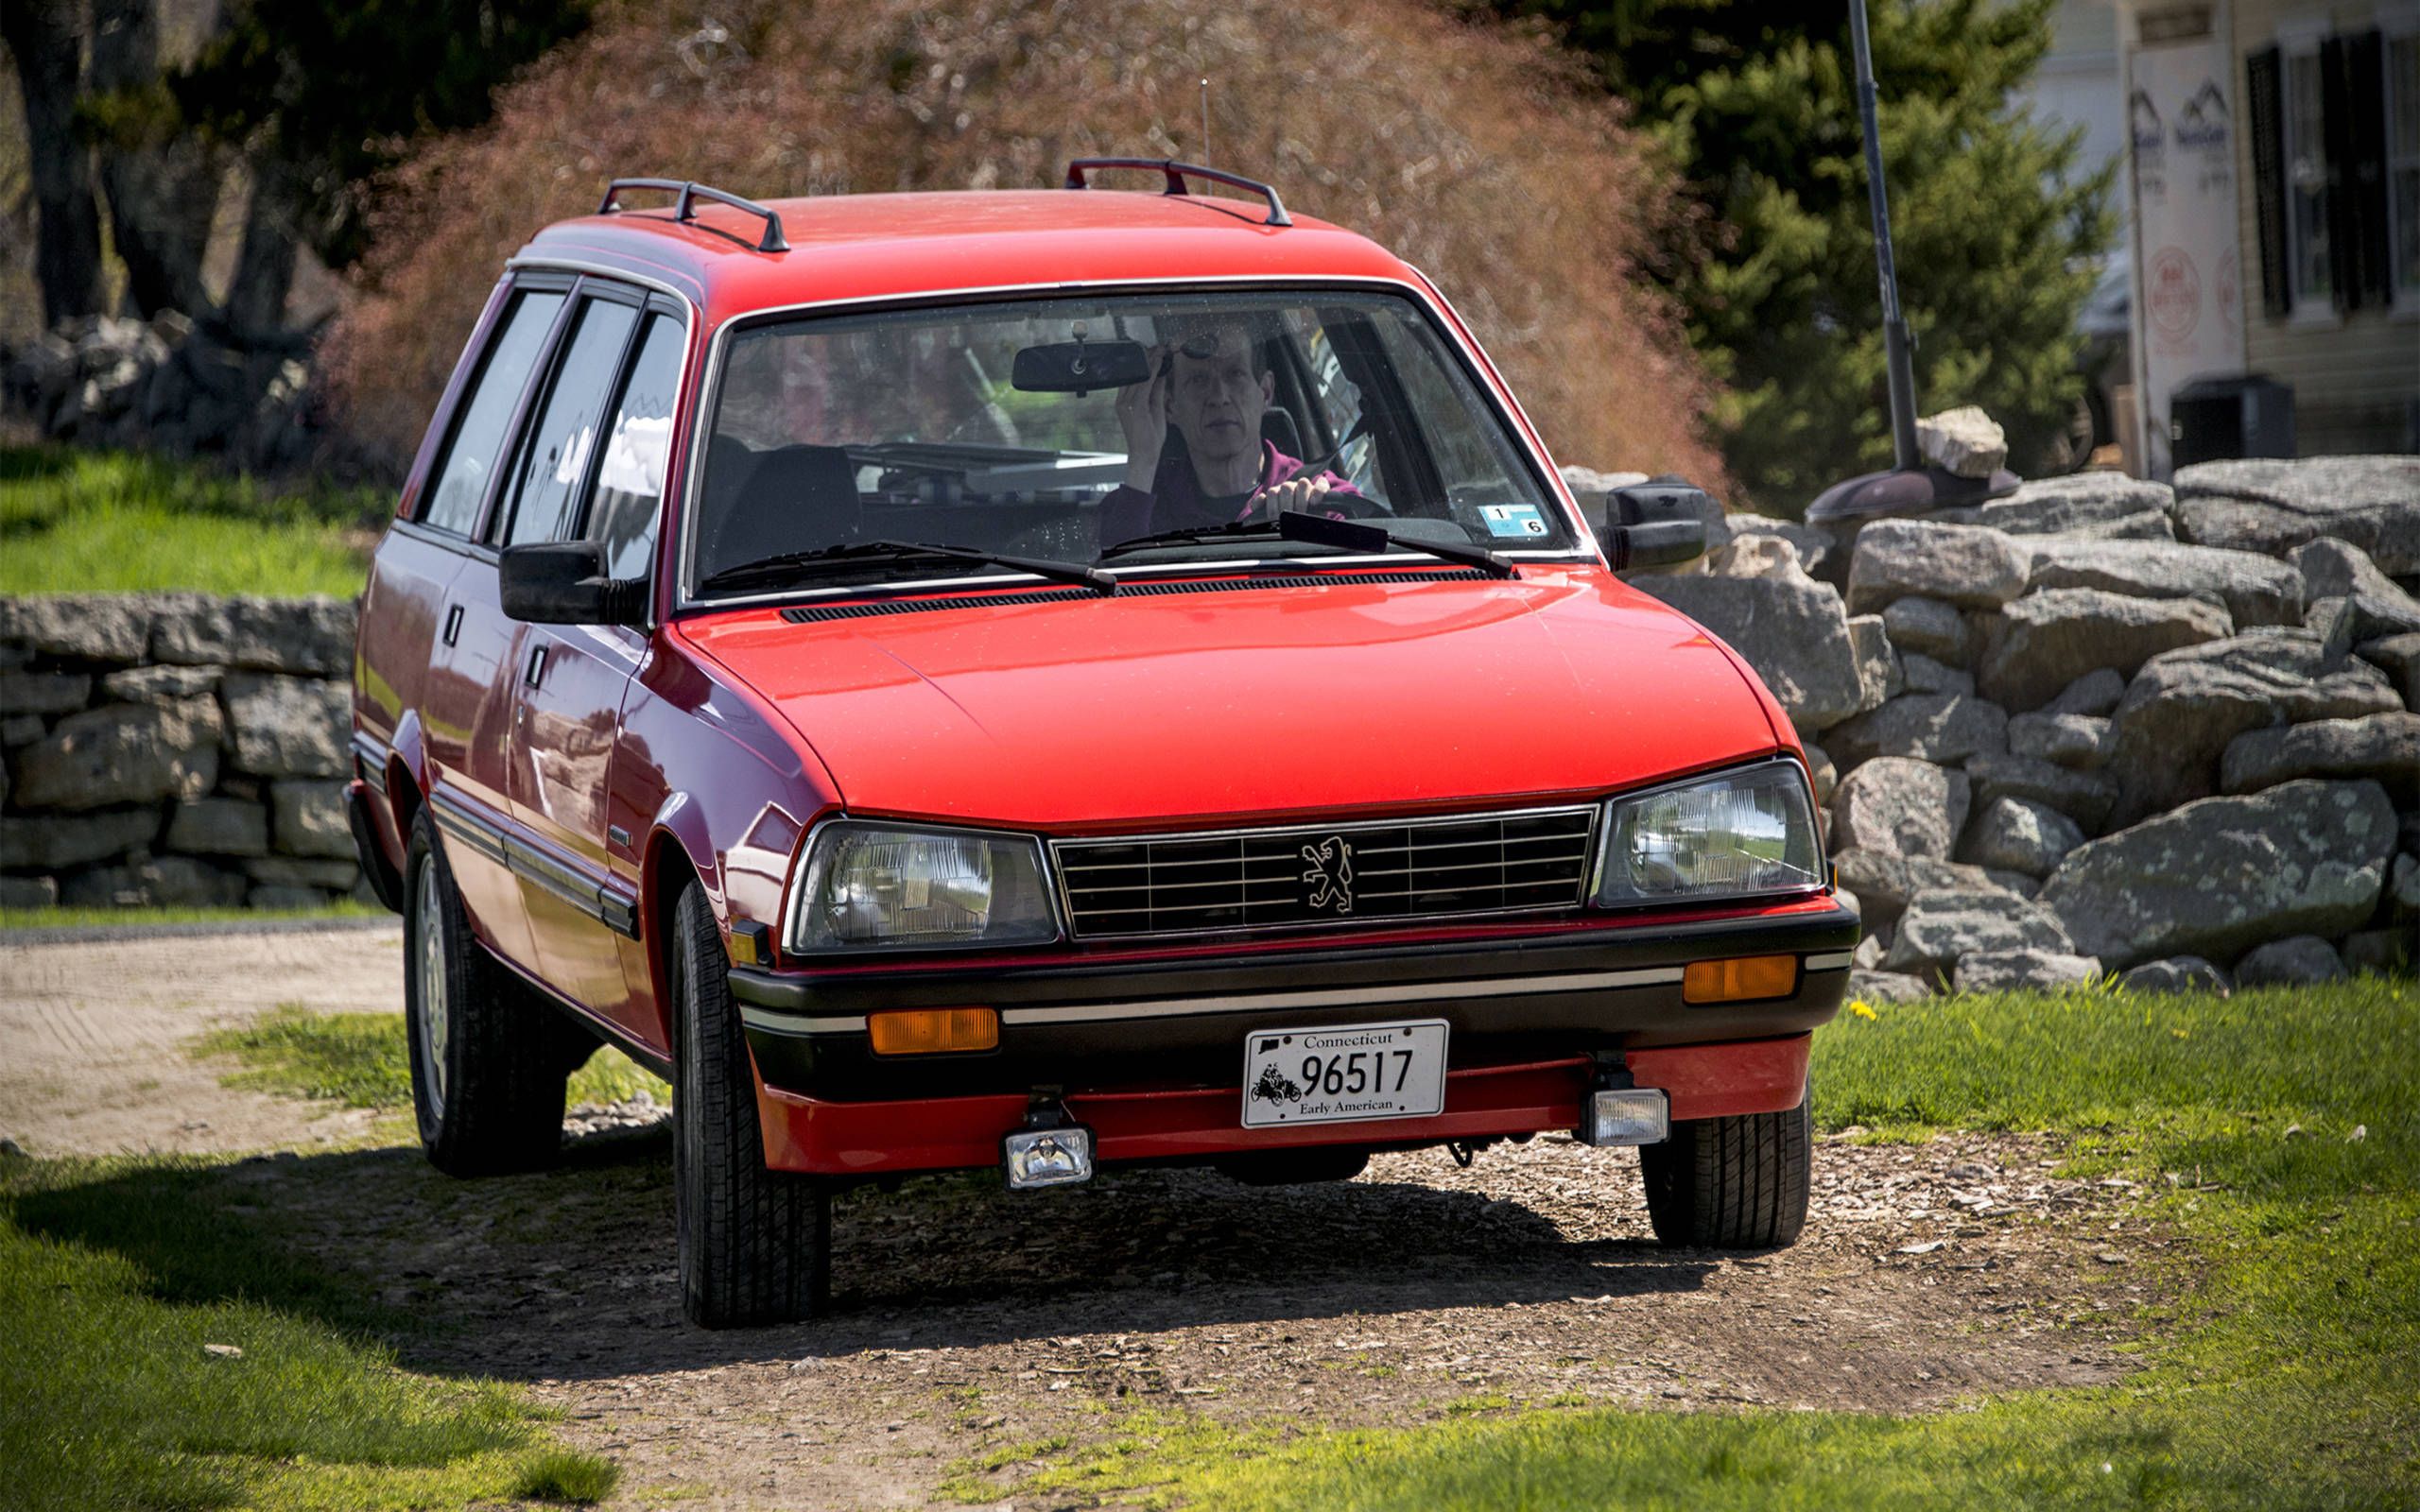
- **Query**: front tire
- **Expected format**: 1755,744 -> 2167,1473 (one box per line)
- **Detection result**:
670,882 -> 829,1328
403,812 -> 571,1176
1639,1090 -> 1812,1248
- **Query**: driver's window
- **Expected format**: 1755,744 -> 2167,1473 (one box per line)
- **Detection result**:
584,312 -> 683,578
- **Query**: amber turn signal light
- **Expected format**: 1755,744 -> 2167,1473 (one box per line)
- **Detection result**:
1683,954 -> 1798,1005
868,1006 -> 999,1056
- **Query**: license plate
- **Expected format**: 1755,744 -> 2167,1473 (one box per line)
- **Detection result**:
1240,1019 -> 1449,1128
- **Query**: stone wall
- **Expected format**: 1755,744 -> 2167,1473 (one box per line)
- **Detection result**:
1595,455 -> 2420,995
0,594 -> 363,910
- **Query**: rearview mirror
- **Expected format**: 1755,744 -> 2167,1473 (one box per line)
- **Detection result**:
499,541 -> 647,626
1601,478 -> 1714,573
1011,338 -> 1152,395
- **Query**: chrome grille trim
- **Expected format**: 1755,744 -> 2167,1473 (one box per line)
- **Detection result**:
1048,804 -> 1600,939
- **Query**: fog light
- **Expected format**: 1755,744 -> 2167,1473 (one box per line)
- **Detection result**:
868,1006 -> 998,1056
1580,1088 -> 1669,1146
1683,954 -> 1798,1004
1003,1125 -> 1095,1190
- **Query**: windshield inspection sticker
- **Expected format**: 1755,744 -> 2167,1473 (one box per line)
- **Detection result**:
1478,504 -> 1550,538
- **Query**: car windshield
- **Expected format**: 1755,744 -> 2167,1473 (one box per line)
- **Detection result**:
686,290 -> 1572,595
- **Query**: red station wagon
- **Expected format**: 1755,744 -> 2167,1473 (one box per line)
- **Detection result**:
347,165 -> 1858,1327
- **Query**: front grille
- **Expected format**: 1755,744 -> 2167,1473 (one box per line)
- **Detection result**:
1051,806 -> 1599,938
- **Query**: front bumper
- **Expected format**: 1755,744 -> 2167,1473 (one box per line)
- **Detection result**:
732,900 -> 1857,1177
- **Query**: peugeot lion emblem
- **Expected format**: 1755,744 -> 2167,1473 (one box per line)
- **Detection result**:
1299,835 -> 1355,913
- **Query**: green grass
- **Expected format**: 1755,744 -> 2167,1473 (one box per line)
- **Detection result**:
950,978 -> 2420,1509
0,1155 -> 617,1510
0,443 -> 383,596
196,1005 -> 671,1110
1,903 -> 382,932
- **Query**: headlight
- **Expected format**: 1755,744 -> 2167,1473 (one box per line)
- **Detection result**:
1593,761 -> 1824,907
786,821 -> 1059,952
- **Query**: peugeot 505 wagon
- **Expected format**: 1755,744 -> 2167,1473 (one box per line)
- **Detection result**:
347,163 -> 1858,1327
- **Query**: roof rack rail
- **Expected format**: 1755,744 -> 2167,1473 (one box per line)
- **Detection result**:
1063,159 -> 1292,228
596,178 -> 789,253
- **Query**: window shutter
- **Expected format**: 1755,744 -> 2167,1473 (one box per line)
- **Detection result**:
2327,30 -> 2394,308
2246,47 -> 2291,318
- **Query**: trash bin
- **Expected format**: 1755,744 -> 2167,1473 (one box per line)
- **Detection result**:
2169,374 -> 2296,466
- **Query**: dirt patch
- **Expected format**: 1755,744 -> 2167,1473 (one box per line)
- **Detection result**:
1,926 -> 2174,1510
0,926 -> 402,1157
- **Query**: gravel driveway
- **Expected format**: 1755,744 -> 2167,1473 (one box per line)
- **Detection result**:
0,925 -> 2169,1510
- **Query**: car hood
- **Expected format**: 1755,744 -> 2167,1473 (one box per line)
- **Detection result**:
678,568 -> 1782,831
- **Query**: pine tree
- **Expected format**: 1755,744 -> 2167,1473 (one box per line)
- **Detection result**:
1495,0 -> 2116,512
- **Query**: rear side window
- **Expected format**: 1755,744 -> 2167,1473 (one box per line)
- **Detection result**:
421,289 -> 564,536
501,297 -> 640,548
587,313 -> 684,577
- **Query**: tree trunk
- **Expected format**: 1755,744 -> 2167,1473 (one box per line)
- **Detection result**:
223,160 -> 301,344
88,0 -> 219,319
2,0 -> 107,324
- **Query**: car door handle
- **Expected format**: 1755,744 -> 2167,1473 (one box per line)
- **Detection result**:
525,644 -> 548,689
441,604 -> 464,646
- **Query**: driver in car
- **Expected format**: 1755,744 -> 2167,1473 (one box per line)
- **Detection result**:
1098,317 -> 1353,546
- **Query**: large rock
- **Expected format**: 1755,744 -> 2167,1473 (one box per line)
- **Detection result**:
1725,516 -> 1838,579
270,779 -> 355,858
1959,796 -> 2084,877
97,663 -> 225,704
220,673 -> 350,778
2104,629 -> 2404,824
2045,668 -> 2126,717
0,671 -> 93,716
1849,969 -> 1933,1004
1824,691 -> 2008,768
1847,614 -> 1902,709
2007,712 -> 2114,769
2037,779 -> 2398,970
2219,713 -> 2419,799
1977,588 -> 2233,712
1830,849 -> 2008,933
0,594 -> 152,663
1831,757 -> 1969,860
148,594 -> 357,676
2291,539 -> 2420,641
1884,885 -> 2077,975
2360,633 -> 2420,709
1978,474 -> 2175,539
2234,935 -> 2349,987
0,875 -> 59,908
164,797 -> 270,857
244,855 -> 360,889
1880,595 -> 1971,664
2026,539 -> 2303,627
2118,955 -> 2230,995
1846,520 -> 2032,613
9,696 -> 221,810
1964,753 -> 2118,832
1803,741 -> 1838,805
0,808 -> 160,869
1899,653 -> 1973,697
2173,455 -> 2420,574
1953,948 -> 2101,993
1634,565 -> 1868,731
1916,406 -> 2007,479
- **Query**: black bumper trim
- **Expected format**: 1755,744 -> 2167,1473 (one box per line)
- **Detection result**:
731,904 -> 1858,1102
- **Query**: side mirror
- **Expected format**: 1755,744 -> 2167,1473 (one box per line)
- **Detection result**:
499,541 -> 647,626
1602,478 -> 1713,573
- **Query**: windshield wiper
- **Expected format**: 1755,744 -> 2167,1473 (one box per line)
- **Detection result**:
700,539 -> 1116,595
1277,509 -> 1516,578
1095,516 -> 1288,560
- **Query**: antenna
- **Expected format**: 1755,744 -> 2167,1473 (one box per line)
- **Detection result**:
1201,78 -> 1211,163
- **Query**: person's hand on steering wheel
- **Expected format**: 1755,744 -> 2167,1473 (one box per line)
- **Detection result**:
1249,474 -> 1339,521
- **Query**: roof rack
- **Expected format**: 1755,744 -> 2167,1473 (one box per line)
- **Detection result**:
596,178 -> 789,253
1063,159 -> 1292,227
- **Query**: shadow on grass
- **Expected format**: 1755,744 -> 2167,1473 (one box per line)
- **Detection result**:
8,1124 -> 1717,1384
